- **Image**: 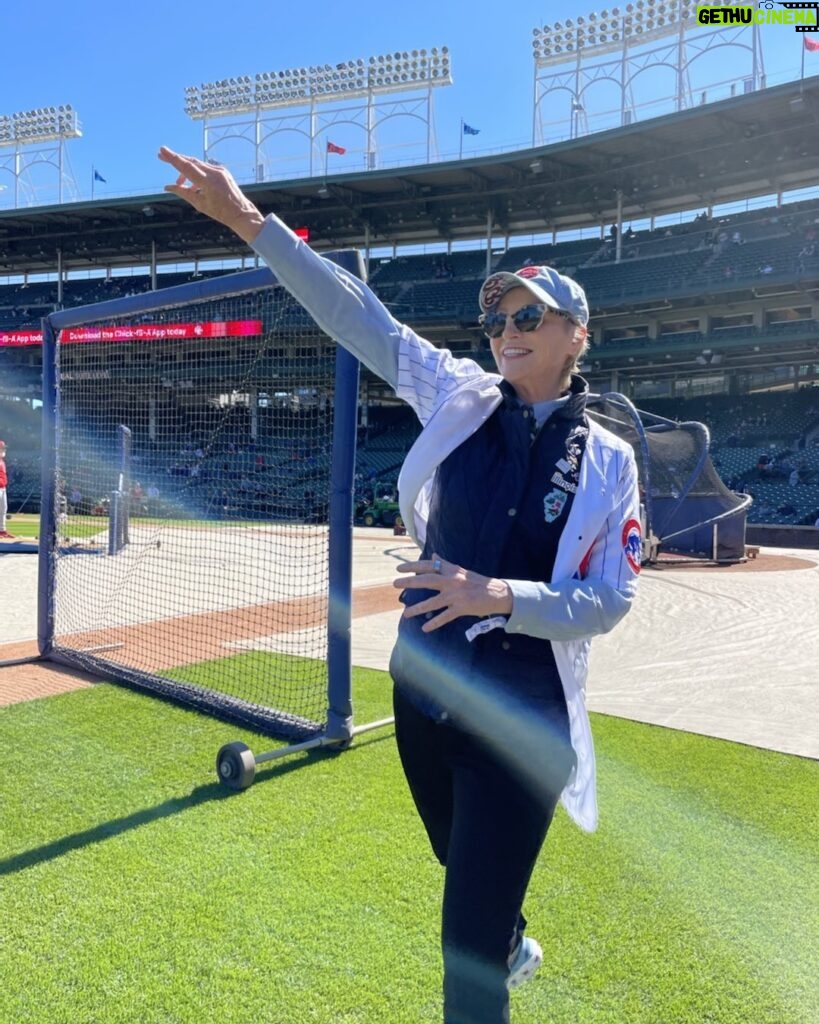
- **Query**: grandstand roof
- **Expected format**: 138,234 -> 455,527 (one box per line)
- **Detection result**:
1,77 -> 818,274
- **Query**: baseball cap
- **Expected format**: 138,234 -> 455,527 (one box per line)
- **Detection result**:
478,265 -> 589,326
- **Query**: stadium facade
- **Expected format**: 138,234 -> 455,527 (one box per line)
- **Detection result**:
1,77 -> 819,533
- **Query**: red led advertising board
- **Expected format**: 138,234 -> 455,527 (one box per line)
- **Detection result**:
0,319 -> 264,347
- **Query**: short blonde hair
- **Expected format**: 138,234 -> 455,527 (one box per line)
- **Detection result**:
560,322 -> 589,388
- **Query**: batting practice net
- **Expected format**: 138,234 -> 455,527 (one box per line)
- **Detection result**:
39,260 -> 362,740
587,392 -> 750,563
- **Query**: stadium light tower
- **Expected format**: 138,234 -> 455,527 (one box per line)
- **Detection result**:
531,1 -> 766,144
184,47 -> 452,180
0,105 -> 82,207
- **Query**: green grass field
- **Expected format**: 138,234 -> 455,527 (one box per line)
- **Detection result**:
0,664 -> 817,1024
6,512 -> 105,542
5,512 -> 314,543
5,512 -> 41,539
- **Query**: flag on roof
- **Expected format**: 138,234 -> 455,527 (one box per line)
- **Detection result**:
326,141 -> 346,155
804,34 -> 819,52
93,169 -> 106,183
462,123 -> 480,136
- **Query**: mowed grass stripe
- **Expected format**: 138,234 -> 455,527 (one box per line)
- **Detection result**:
0,669 -> 816,1023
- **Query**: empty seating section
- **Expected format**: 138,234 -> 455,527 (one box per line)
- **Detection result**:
4,197 -> 819,526
639,391 -> 819,524
3,368 -> 818,523
1,198 -> 816,344
494,237 -> 602,272
2,199 -> 819,333
356,392 -> 819,526
355,419 -> 420,485
396,280 -> 482,320
575,250 -> 707,303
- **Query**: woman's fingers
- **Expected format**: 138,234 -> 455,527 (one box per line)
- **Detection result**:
395,555 -> 446,576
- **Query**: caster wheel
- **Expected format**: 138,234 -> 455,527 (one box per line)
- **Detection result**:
327,737 -> 353,754
216,741 -> 256,791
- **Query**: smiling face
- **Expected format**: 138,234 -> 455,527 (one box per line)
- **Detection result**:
488,286 -> 586,404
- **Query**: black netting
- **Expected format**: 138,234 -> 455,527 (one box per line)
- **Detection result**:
45,275 -> 354,736
587,393 -> 749,562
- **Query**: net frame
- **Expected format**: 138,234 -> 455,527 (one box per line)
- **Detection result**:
107,424 -> 132,556
38,256 -> 363,742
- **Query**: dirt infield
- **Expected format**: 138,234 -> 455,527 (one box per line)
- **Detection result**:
0,526 -> 417,709
650,550 -> 815,572
0,549 -> 809,708
0,651 -> 101,705
4,544 -> 799,692
0,581 -> 401,708
2,545 -> 817,761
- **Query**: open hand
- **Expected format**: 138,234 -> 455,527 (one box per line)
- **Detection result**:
158,146 -> 265,244
394,554 -> 512,633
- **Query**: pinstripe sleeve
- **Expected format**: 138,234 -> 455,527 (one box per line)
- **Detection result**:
504,446 -> 641,641
251,214 -> 402,387
250,214 -> 485,419
394,329 -> 487,426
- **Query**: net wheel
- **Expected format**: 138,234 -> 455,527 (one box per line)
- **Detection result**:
326,737 -> 353,755
216,741 -> 257,791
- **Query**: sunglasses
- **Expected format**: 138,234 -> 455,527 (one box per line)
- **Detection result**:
480,304 -> 576,339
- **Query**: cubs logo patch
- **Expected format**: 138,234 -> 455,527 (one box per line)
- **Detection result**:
481,274 -> 507,309
515,266 -> 541,280
622,517 -> 642,574
543,488 -> 568,523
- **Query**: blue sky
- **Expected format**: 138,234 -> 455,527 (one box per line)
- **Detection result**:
0,0 -> 813,205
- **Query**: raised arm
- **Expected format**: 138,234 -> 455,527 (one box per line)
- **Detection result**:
157,146 -> 487,413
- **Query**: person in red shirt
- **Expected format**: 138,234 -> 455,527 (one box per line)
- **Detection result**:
0,439 -> 14,539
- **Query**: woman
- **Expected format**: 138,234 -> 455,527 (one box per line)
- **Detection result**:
158,146 -> 641,1024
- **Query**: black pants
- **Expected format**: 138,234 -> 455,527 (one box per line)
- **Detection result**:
393,685 -> 573,1024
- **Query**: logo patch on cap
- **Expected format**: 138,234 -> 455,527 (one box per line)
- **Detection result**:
480,274 -> 507,310
622,518 -> 642,574
515,266 -> 541,280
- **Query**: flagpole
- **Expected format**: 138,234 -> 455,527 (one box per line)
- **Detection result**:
91,166 -> 95,200
459,119 -> 463,160
802,36 -> 806,81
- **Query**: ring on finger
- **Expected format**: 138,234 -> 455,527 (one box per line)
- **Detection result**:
432,558 -> 442,574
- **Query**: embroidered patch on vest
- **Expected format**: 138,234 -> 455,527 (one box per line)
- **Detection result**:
543,488 -> 569,523
550,471 -> 578,494
565,425 -> 587,476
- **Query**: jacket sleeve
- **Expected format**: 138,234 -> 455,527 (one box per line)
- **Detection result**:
250,213 -> 404,388
250,213 -> 487,420
504,446 -> 641,641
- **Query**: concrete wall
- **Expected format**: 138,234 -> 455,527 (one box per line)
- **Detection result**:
745,524 -> 819,550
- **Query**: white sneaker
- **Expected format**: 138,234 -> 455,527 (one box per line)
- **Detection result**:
507,935 -> 542,990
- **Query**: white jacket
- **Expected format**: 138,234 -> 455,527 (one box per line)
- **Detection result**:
251,214 -> 641,832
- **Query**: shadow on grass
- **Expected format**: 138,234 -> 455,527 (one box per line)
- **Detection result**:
0,736 -> 396,877
0,781 -> 231,877
250,724 -> 395,786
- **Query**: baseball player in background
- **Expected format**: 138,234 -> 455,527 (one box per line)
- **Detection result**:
0,440 -> 14,539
